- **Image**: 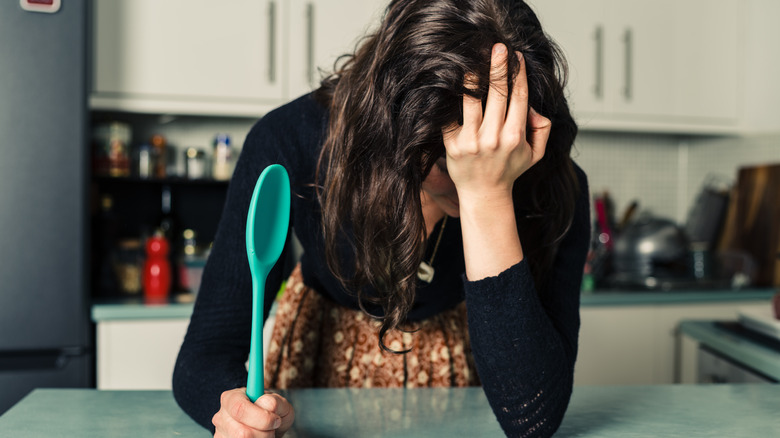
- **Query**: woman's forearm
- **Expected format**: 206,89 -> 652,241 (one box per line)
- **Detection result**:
458,190 -> 523,281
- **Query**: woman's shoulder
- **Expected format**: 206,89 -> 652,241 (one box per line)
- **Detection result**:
246,93 -> 329,145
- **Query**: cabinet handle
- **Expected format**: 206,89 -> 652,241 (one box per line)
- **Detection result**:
268,1 -> 277,84
593,25 -> 604,100
306,3 -> 315,86
622,28 -> 633,101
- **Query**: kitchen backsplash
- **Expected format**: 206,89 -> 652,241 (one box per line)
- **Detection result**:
574,131 -> 681,222
685,135 -> 780,216
576,131 -> 780,225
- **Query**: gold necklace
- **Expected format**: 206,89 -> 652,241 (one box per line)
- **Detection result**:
417,215 -> 448,283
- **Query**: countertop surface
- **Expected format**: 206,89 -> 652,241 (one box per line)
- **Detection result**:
2,385 -> 778,437
91,288 -> 777,321
680,320 -> 780,381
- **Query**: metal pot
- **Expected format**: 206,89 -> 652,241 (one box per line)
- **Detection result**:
610,215 -> 690,287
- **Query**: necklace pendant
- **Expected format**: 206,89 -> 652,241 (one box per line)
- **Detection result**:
417,261 -> 435,283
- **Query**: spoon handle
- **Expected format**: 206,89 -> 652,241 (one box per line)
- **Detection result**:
246,276 -> 265,402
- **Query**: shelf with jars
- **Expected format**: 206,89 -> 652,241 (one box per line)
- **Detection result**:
89,117 -> 239,301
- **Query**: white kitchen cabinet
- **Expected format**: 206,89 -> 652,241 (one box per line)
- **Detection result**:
96,318 -> 189,390
575,300 -> 768,386
529,0 -> 741,134
95,309 -> 277,390
92,0 -> 285,116
287,0 -> 386,98
91,0 -> 386,116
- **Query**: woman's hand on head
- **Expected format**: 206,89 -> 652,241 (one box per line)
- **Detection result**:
213,388 -> 295,438
442,43 -> 551,207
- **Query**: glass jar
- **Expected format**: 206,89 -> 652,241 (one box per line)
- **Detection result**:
111,238 -> 144,296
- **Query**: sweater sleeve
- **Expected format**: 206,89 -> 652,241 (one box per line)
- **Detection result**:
171,108 -> 295,433
464,167 -> 590,438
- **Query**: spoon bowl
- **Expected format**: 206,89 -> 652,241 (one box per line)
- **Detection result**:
245,164 -> 290,402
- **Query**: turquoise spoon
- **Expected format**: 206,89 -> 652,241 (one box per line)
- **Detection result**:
245,164 -> 290,402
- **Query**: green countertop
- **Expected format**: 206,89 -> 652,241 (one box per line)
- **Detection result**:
91,289 -> 776,322
2,385 -> 779,437
680,320 -> 780,382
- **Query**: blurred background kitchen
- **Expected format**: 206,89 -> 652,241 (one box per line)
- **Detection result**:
1,0 -> 779,416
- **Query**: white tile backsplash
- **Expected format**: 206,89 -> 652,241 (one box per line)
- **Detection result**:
573,130 -> 780,226
685,135 -> 780,213
573,132 -> 681,222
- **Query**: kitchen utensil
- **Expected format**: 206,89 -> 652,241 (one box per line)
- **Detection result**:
594,195 -> 614,250
245,164 -> 290,402
685,175 -> 730,250
610,214 -> 690,288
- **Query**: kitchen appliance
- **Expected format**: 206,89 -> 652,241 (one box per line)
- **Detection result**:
608,215 -> 692,289
0,1 -> 93,414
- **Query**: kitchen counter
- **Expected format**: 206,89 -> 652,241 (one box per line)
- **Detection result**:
679,320 -> 780,382
91,288 -> 777,321
1,385 -> 778,437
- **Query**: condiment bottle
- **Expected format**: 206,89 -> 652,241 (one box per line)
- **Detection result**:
143,230 -> 171,301
212,133 -> 233,180
151,134 -> 167,178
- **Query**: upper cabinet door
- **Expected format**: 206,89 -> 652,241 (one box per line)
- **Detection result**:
529,0 -> 609,117
92,0 -> 286,114
608,0 -> 678,119
610,0 -> 740,122
529,0 -> 742,133
286,0 -> 387,99
668,0 -> 740,121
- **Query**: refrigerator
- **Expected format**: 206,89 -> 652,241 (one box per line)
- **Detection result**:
0,0 -> 93,414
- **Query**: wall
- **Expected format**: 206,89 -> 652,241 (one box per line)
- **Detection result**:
574,131 -> 682,222
575,131 -> 780,226
684,135 -> 780,213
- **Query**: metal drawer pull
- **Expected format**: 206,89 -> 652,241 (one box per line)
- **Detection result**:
594,25 -> 604,99
623,28 -> 633,101
306,3 -> 315,86
268,1 -> 277,83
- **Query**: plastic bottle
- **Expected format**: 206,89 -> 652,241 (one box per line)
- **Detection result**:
143,230 -> 171,302
212,133 -> 233,180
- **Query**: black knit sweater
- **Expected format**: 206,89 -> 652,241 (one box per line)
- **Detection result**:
172,93 -> 591,437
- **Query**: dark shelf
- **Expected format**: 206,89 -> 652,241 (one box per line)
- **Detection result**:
90,173 -> 229,300
93,175 -> 230,187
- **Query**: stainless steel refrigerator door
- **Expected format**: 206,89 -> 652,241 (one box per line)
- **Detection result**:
0,2 -> 90,349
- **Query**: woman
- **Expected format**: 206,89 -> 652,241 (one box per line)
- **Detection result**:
173,0 -> 590,437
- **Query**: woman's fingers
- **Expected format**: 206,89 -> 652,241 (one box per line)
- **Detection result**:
504,52 -> 529,138
526,107 -> 551,164
261,393 -> 295,434
461,74 -> 483,136
482,43 -> 510,135
447,44 -> 548,169
213,388 -> 283,437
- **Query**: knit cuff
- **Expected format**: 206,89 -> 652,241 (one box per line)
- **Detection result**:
462,260 -> 537,313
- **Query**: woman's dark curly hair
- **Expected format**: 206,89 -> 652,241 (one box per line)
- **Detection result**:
314,0 -> 579,352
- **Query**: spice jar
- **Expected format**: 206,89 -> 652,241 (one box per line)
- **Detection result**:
212,134 -> 233,180
111,238 -> 144,296
93,121 -> 132,177
185,147 -> 208,179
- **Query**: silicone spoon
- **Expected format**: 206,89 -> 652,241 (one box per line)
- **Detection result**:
245,164 -> 290,402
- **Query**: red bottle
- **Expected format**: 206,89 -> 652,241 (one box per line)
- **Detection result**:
143,231 -> 171,302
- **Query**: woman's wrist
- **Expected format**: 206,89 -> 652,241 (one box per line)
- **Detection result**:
457,189 -> 523,281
